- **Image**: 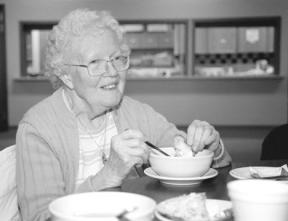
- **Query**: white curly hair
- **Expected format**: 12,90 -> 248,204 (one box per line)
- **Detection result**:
44,8 -> 129,89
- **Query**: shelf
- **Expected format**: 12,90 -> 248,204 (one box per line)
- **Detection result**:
127,75 -> 284,81
187,75 -> 284,80
14,75 -> 284,82
14,76 -> 49,82
130,47 -> 174,51
130,65 -> 174,68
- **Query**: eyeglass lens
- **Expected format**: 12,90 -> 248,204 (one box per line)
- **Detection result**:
88,55 -> 129,76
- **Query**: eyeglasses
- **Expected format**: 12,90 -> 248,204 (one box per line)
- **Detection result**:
64,54 -> 130,77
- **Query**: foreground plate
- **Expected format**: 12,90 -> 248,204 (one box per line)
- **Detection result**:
155,199 -> 232,221
144,167 -> 218,186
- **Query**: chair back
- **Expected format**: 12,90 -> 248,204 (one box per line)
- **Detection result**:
261,124 -> 288,160
0,145 -> 20,220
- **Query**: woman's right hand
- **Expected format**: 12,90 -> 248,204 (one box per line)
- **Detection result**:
104,129 -> 150,182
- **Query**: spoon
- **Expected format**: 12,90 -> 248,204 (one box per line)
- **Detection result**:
145,141 -> 170,156
117,207 -> 137,221
123,128 -> 170,157
73,207 -> 137,220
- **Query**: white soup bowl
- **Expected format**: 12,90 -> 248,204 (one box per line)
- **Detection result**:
49,192 -> 156,221
149,147 -> 213,178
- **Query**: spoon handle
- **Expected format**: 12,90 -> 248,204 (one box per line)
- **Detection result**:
117,210 -> 130,221
145,141 -> 170,156
117,207 -> 137,221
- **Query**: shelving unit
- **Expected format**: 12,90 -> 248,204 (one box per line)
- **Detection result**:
17,17 -> 281,81
119,20 -> 188,78
193,17 -> 281,78
19,22 -> 55,78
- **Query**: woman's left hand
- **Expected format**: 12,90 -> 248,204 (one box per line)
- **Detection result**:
186,120 -> 220,154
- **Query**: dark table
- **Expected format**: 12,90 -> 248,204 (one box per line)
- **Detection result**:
121,161 -> 288,203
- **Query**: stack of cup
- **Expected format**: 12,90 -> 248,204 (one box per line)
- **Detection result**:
227,180 -> 288,221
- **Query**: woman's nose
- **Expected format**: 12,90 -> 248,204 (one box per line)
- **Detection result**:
105,61 -> 118,77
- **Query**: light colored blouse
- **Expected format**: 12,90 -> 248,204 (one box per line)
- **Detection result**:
75,113 -> 117,188
62,89 -> 118,188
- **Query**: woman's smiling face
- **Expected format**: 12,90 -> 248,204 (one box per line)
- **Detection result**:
65,29 -> 128,114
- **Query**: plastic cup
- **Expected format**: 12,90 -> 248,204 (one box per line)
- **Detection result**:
227,179 -> 288,221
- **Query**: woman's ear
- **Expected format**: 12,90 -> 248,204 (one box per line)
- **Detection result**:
59,74 -> 74,89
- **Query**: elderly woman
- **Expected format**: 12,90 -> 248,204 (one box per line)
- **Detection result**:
16,8 -> 231,221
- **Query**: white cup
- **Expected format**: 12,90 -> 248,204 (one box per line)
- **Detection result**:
227,179 -> 288,221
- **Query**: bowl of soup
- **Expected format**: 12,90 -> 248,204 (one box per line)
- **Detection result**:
149,147 -> 213,178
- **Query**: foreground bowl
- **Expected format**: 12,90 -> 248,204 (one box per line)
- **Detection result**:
149,147 -> 213,178
49,192 -> 156,221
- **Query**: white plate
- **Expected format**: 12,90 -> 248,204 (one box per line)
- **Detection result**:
155,199 -> 232,221
230,166 -> 286,180
144,167 -> 218,186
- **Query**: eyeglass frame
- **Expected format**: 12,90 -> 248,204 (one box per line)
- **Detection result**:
63,53 -> 130,77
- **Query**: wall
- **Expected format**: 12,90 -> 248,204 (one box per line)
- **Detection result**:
2,0 -> 288,161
